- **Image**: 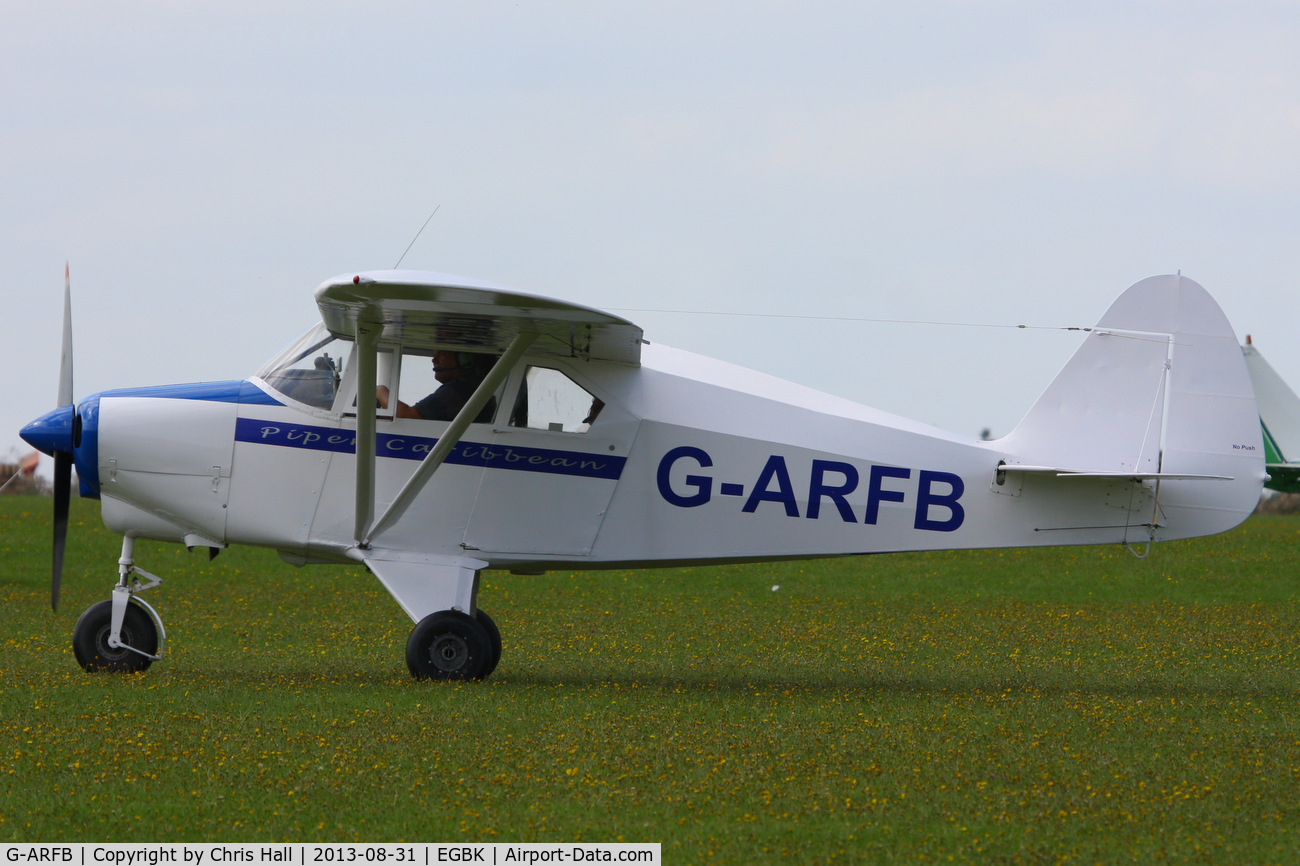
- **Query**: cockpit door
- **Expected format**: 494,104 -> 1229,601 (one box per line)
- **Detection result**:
462,364 -> 634,556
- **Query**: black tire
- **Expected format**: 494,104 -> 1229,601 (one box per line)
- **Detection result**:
476,609 -> 503,678
405,611 -> 493,680
72,599 -> 158,673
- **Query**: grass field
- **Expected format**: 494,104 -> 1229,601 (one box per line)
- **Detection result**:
1,495 -> 1298,862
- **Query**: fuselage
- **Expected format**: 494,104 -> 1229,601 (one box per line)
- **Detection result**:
28,334 -> 1245,577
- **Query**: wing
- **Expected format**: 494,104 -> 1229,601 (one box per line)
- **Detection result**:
315,269 -> 643,366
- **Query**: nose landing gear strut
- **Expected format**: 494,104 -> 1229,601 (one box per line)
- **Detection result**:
71,536 -> 166,673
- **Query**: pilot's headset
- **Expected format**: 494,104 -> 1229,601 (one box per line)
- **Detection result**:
461,352 -> 499,379
443,351 -> 496,379
433,351 -> 476,374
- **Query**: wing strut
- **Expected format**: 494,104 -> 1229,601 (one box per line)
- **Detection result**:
360,332 -> 538,548
353,318 -> 382,544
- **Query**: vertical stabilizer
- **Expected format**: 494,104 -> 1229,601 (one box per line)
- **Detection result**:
999,274 -> 1265,539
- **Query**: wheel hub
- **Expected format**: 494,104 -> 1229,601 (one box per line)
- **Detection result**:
93,624 -> 134,661
429,634 -> 469,671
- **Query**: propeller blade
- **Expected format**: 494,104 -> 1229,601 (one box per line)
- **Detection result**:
58,263 -> 74,407
52,451 -> 71,612
51,264 -> 75,611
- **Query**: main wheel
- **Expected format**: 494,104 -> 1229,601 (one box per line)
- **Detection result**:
72,599 -> 159,673
406,611 -> 493,680
476,609 -> 503,678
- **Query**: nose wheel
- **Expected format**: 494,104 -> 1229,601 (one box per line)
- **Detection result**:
71,536 -> 167,674
72,598 -> 160,673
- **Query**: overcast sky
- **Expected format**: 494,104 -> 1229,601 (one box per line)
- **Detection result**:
6,2 -> 1300,478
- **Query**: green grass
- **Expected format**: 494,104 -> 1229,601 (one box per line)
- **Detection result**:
2,496 -> 1298,862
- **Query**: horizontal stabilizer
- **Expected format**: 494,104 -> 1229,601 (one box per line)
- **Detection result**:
998,464 -> 1233,481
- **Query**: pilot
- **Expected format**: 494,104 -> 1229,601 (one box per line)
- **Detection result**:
376,350 -> 497,423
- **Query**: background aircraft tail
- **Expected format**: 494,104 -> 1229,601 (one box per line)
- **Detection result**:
998,274 -> 1264,540
1242,337 -> 1300,493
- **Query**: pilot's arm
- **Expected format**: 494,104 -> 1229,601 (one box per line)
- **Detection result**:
375,385 -> 423,419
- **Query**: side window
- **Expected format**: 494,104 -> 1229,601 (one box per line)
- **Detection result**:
396,350 -> 504,424
511,366 -> 602,433
345,347 -> 396,418
398,351 -> 441,413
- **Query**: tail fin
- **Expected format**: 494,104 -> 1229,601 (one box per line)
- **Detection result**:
999,274 -> 1264,540
1242,337 -> 1300,493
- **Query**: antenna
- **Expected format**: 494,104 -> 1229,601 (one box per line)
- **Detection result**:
393,205 -> 441,269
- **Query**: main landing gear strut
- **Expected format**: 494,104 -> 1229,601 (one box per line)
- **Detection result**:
71,537 -> 165,673
365,555 -> 504,680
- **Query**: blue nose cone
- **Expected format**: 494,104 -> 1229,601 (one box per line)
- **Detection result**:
21,405 -> 76,455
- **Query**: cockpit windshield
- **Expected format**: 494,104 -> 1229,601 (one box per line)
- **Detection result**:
256,323 -> 353,410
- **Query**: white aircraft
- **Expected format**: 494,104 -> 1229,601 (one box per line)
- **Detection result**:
1242,336 -> 1300,493
21,271 -> 1265,680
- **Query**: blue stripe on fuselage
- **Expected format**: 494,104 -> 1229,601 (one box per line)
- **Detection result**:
98,380 -> 282,405
234,417 -> 625,480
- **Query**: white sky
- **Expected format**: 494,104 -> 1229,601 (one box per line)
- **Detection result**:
6,2 -> 1300,476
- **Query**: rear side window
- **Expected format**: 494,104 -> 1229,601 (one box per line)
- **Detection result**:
510,366 -> 602,433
